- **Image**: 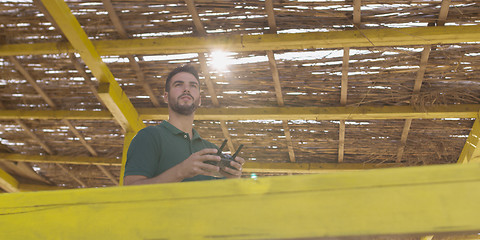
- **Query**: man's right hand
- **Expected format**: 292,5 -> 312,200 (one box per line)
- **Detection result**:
177,148 -> 221,179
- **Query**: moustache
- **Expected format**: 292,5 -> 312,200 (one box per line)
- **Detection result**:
178,94 -> 194,100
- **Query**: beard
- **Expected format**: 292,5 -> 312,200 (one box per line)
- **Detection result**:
168,93 -> 200,116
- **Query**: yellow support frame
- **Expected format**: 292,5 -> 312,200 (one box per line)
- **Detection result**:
458,111 -> 480,164
0,104 -> 478,121
0,163 -> 479,239
1,25 -> 479,56
39,0 -> 144,133
0,167 -> 19,193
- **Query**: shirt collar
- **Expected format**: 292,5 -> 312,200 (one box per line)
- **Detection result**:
161,120 -> 201,140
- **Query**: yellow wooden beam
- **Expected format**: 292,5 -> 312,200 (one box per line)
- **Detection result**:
97,82 -> 145,133
119,131 -> 135,186
1,25 -> 479,56
458,111 -> 480,164
0,163 -> 479,239
39,0 -> 144,133
0,153 -> 400,172
1,104 -> 479,121
0,167 -> 19,193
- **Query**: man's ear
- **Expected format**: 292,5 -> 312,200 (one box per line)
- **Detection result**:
163,92 -> 168,104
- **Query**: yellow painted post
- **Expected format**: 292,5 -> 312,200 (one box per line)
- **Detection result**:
0,167 -> 19,193
119,131 -> 136,186
458,111 -> 480,164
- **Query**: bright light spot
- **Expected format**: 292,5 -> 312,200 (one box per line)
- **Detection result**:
210,50 -> 230,71
450,135 -> 468,138
368,86 -> 392,89
442,118 -> 461,120
250,173 -> 258,179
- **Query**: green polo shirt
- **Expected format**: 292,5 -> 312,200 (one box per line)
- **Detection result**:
124,121 -> 220,182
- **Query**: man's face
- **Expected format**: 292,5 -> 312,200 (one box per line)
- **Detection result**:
164,72 -> 201,116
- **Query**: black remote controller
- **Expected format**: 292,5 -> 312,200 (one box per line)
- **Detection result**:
205,139 -> 243,170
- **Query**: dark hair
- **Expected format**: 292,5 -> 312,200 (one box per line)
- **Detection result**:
165,65 -> 200,92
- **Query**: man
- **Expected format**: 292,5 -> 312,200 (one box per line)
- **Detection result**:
124,65 -> 245,185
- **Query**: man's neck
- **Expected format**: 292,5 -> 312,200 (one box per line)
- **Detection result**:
167,111 -> 195,137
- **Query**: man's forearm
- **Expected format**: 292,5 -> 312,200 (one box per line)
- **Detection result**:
124,165 -> 185,185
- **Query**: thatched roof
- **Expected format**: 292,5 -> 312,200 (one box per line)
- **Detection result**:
0,0 -> 479,191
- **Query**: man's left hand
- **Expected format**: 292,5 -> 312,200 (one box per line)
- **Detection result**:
220,156 -> 245,178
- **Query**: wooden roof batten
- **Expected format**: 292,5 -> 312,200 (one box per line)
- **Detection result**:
338,0 -> 360,163
185,0 -> 236,153
10,0 -> 120,186
32,0 -> 147,186
39,0 -> 145,134
396,0 -> 450,163
265,0 -> 296,163
6,56 -> 88,188
102,0 -> 161,108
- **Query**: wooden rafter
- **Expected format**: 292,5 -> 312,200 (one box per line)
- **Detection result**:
102,0 -> 161,107
353,0 -> 361,27
397,0 -> 450,162
338,1 -> 361,163
265,0 -> 295,163
184,0 -> 236,153
8,52 -> 109,186
395,46 -> 432,163
2,25 -> 478,56
396,1 -> 450,163
338,47 -> 350,163
39,0 -> 145,133
55,163 -> 87,188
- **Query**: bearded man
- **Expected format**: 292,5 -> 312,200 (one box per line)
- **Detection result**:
124,65 -> 245,185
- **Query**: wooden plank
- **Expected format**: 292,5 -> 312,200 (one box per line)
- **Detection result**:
1,25 -> 479,56
0,163 -> 479,239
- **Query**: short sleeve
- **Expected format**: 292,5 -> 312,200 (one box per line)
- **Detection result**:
124,127 -> 160,178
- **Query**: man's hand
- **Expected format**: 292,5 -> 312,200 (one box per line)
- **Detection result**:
177,148 -> 222,179
220,156 -> 245,178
